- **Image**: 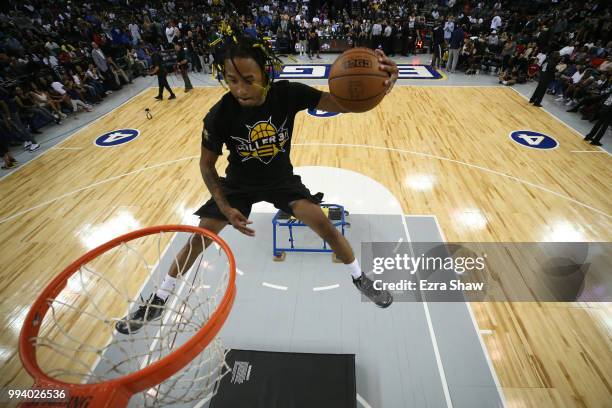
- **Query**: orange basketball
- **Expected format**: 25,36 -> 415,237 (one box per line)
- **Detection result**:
328,48 -> 389,113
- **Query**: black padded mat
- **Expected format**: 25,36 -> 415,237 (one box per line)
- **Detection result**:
210,349 -> 356,408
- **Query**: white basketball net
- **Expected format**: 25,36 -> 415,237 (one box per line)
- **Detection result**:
30,230 -> 232,407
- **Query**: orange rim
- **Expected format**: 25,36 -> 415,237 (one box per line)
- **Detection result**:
19,225 -> 236,397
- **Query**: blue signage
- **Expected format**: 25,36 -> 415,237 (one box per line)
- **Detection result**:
307,109 -> 342,118
510,130 -> 558,150
274,64 -> 442,79
95,129 -> 140,147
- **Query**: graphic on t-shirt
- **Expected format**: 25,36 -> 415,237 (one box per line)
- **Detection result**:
230,117 -> 289,164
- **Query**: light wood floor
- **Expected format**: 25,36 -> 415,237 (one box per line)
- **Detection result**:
0,86 -> 610,407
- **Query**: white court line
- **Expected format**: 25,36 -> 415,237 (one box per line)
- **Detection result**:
0,87 -> 150,183
508,87 -> 611,156
0,155 -> 198,224
393,237 -> 404,253
7,139 -> 609,226
293,143 -> 611,219
357,392 -> 374,408
400,215 -> 453,408
262,282 -> 288,291
312,284 -> 340,291
430,215 -> 507,408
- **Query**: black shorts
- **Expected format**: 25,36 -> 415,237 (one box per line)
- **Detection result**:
194,175 -> 321,220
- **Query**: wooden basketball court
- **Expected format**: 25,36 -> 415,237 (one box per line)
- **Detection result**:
0,85 -> 610,407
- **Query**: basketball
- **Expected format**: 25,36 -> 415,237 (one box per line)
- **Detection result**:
328,47 -> 389,113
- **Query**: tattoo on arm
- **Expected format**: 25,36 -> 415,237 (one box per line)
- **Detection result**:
201,164 -> 230,213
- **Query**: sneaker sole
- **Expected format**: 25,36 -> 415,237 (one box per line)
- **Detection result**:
115,310 -> 165,334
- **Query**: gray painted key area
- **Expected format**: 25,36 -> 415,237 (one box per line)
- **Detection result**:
405,217 -> 503,408
97,214 -> 502,407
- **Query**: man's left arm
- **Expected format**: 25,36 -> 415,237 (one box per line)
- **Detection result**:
316,49 -> 398,113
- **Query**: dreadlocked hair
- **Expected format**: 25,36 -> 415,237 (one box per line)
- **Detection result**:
210,32 -> 283,98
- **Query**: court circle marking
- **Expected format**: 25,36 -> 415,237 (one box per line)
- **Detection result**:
2,143 -> 610,226
509,130 -> 558,150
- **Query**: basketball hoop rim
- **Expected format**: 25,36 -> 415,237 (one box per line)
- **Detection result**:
19,224 -> 237,395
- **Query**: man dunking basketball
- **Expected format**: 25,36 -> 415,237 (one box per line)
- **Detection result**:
116,36 -> 399,334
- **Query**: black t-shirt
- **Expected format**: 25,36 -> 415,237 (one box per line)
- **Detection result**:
152,52 -> 166,76
298,27 -> 307,40
201,80 -> 322,186
176,48 -> 187,65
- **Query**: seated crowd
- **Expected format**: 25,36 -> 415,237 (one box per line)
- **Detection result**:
1,0 -> 610,168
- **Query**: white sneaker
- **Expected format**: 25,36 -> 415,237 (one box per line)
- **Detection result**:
554,96 -> 564,101
28,143 -> 40,152
24,141 -> 32,150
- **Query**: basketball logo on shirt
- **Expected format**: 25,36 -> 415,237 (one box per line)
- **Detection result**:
231,117 -> 289,164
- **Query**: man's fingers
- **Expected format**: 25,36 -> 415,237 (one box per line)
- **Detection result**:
237,224 -> 256,236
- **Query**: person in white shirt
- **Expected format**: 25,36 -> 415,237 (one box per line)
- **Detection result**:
570,68 -> 584,84
444,18 -> 454,42
559,44 -> 576,57
128,22 -> 141,46
383,23 -> 393,55
166,22 -> 177,44
51,80 -> 91,113
45,39 -> 60,55
371,21 -> 383,49
554,65 -> 586,102
491,15 -> 502,31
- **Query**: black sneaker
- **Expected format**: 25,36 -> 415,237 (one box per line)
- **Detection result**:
168,94 -> 176,100
154,95 -> 163,101
115,294 -> 166,334
353,274 -> 393,308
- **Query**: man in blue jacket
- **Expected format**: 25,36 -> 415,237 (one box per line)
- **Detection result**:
446,24 -> 464,73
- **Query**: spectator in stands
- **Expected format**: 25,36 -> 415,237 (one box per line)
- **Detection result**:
174,42 -> 193,92
1,136 -> 18,169
91,42 -> 109,80
0,98 -> 39,151
29,82 -> 67,120
371,20 -> 383,50
530,52 -> 561,107
49,77 -> 92,115
584,93 -> 612,146
166,21 -> 180,44
129,21 -> 142,46
307,27 -> 321,59
150,49 -> 176,101
443,16 -> 454,45
107,56 -> 132,85
446,24 -> 464,73
13,86 -> 60,126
